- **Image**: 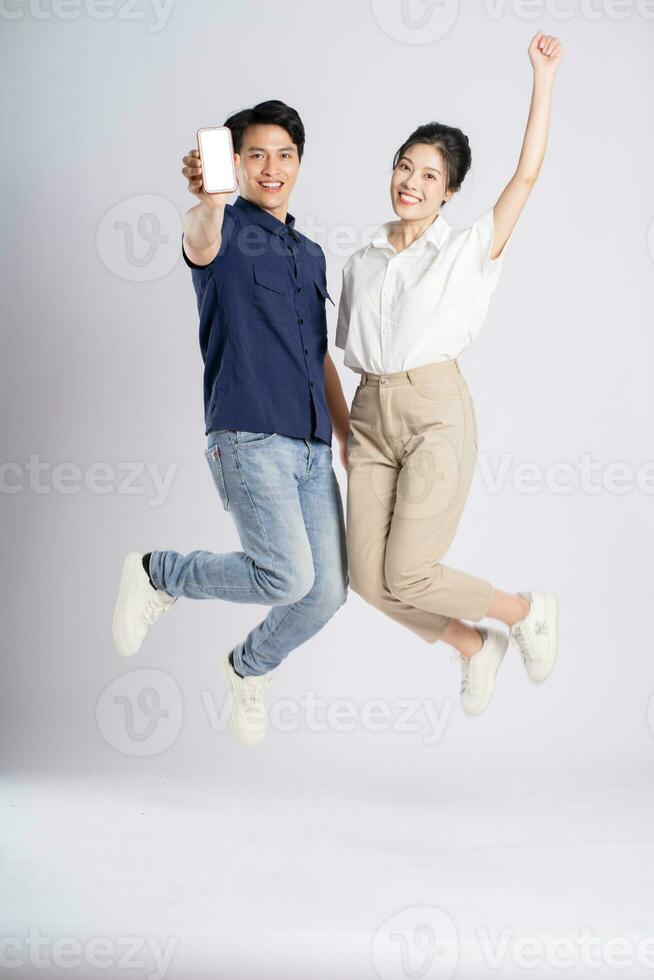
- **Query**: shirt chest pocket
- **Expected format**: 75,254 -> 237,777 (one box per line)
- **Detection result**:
252,263 -> 291,325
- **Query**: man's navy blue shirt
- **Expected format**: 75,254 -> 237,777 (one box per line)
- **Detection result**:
183,195 -> 334,445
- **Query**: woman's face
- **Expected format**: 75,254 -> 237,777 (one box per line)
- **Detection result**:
390,143 -> 451,221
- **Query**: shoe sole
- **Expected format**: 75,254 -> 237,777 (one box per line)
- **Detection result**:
462,631 -> 509,716
221,652 -> 267,748
112,552 -> 143,658
530,592 -> 559,683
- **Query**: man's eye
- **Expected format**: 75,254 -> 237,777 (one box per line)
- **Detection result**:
425,173 -> 434,179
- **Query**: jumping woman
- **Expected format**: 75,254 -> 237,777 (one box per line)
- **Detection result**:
336,33 -> 564,715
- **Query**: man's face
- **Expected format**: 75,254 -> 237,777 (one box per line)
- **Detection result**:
236,124 -> 300,215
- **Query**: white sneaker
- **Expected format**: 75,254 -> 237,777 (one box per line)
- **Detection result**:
452,626 -> 509,716
510,591 -> 559,683
222,650 -> 272,747
112,552 -> 176,657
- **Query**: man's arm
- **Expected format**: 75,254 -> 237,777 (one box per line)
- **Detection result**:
324,352 -> 350,469
181,148 -> 233,266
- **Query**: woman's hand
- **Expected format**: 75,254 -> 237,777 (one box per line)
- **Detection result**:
528,32 -> 564,78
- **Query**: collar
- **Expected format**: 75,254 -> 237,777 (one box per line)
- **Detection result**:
370,211 -> 451,253
234,195 -> 297,237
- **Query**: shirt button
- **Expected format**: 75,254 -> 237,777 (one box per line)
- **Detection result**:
380,378 -> 388,385
297,285 -> 302,293
310,381 -> 314,387
299,317 -> 304,324
304,348 -> 308,355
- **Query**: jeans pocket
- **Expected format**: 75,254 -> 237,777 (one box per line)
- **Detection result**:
204,443 -> 230,510
233,430 -> 276,447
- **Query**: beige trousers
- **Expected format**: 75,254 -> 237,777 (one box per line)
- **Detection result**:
346,358 -> 494,643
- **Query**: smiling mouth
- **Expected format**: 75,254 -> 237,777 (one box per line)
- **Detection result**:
259,180 -> 284,193
398,191 -> 421,205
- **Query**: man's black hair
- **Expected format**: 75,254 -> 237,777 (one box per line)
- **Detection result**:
224,100 -> 305,160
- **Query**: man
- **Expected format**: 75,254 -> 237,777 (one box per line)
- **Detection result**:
112,100 -> 350,747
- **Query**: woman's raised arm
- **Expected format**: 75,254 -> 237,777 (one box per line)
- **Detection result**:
491,32 -> 564,260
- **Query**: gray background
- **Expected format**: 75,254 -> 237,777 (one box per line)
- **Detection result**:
3,3 -> 654,977
2,0 -> 653,800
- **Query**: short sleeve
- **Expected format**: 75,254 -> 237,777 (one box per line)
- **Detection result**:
182,234 -> 217,272
181,207 -> 236,273
472,206 -> 511,288
335,264 -> 351,350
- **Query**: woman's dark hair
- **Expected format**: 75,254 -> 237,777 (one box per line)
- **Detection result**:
392,123 -> 471,205
224,100 -> 306,160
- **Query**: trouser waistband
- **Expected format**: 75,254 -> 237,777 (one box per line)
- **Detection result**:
360,359 -> 461,387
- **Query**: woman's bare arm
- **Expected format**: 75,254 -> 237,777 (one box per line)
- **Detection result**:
491,32 -> 564,260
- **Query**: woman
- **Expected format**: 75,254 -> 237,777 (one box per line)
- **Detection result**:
336,33 -> 563,716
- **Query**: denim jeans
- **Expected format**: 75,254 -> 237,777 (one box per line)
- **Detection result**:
148,430 -> 349,676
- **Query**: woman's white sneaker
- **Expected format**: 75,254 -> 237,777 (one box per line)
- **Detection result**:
452,626 -> 509,716
510,591 -> 559,683
222,651 -> 272,747
112,552 -> 176,658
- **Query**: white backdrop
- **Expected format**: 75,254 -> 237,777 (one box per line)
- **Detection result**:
2,2 -> 654,977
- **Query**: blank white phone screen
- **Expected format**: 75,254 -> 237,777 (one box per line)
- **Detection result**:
198,128 -> 236,194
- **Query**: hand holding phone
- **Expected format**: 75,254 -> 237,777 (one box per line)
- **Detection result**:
182,126 -> 238,207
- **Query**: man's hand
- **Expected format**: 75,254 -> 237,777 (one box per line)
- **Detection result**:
182,149 -> 233,208
338,437 -> 348,471
182,148 -> 232,266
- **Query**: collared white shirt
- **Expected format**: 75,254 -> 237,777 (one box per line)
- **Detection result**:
335,208 -> 509,374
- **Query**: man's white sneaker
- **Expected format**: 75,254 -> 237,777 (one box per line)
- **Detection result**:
510,591 -> 559,683
222,651 -> 272,747
112,552 -> 176,658
452,626 -> 509,716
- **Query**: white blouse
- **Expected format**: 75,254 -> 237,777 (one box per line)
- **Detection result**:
335,207 -> 510,375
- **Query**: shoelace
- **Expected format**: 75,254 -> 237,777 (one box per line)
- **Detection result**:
511,618 -> 547,664
450,652 -> 478,693
141,593 -> 172,627
241,675 -> 273,710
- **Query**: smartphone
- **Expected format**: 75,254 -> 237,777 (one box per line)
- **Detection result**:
196,126 -> 238,195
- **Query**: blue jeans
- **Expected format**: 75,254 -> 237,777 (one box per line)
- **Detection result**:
148,430 -> 349,676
